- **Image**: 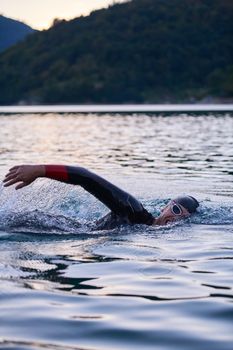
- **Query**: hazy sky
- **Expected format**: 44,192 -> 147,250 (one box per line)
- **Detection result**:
0,0 -> 126,30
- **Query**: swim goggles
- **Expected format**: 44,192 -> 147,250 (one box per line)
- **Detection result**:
170,202 -> 183,216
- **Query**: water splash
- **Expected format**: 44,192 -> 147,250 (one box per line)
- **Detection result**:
0,183 -> 232,234
190,201 -> 233,225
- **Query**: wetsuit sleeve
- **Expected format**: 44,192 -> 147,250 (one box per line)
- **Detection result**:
44,165 -> 154,225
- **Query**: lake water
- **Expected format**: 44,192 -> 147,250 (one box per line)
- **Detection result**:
0,112 -> 232,350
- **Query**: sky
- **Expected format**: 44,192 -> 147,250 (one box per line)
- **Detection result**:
0,0 -> 126,30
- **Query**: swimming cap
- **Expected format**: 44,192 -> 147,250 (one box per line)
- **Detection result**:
174,195 -> 199,213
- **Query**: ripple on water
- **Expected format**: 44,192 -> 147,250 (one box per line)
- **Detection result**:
0,113 -> 233,350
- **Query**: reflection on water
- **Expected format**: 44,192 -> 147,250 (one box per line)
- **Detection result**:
0,114 -> 232,197
1,224 -> 233,350
0,113 -> 233,350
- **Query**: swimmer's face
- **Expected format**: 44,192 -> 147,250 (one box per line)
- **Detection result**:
154,200 -> 190,225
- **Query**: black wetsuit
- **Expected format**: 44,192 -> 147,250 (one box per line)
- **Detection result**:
45,165 -> 154,230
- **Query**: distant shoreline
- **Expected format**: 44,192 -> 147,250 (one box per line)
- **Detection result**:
0,104 -> 233,115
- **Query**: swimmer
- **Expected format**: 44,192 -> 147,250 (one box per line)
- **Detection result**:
3,164 -> 199,229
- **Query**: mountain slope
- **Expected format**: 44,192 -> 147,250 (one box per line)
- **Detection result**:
0,0 -> 232,105
0,15 -> 35,52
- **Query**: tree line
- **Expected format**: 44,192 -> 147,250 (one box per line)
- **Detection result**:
0,0 -> 232,105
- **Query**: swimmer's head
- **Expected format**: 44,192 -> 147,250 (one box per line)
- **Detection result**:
154,195 -> 199,225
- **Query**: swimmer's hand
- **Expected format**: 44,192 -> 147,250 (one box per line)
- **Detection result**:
3,165 -> 45,190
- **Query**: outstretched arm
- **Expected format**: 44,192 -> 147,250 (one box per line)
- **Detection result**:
3,164 -> 153,224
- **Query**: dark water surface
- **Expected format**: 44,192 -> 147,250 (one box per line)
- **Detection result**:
0,113 -> 232,350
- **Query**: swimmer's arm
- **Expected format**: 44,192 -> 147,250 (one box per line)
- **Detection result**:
44,165 -> 141,218
43,165 -> 153,224
3,164 -> 153,224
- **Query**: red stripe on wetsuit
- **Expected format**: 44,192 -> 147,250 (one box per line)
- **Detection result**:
45,165 -> 69,182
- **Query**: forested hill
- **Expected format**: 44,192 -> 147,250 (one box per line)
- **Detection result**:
0,15 -> 35,52
0,0 -> 232,105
